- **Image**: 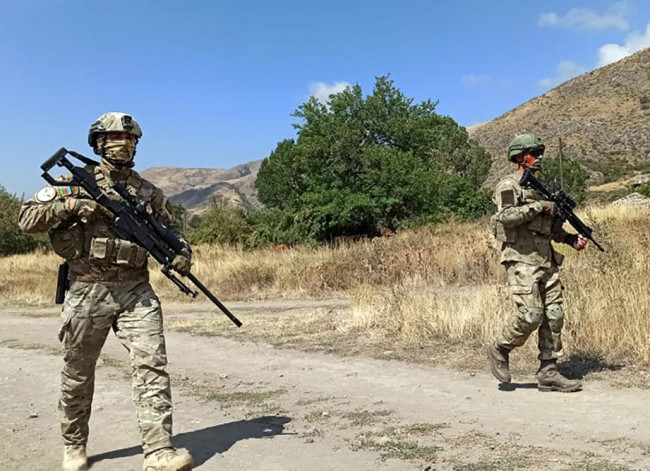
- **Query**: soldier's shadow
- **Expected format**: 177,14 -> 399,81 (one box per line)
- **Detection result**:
557,354 -> 624,380
497,382 -> 537,391
88,415 -> 292,468
496,354 -> 625,392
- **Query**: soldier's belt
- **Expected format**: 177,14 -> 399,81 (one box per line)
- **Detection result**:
87,237 -> 149,268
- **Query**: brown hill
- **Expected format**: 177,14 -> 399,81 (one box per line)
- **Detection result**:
140,160 -> 263,214
469,47 -> 650,186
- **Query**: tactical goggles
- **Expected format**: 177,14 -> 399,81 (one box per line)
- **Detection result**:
525,149 -> 544,157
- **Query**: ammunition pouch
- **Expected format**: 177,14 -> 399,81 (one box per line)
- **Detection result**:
87,237 -> 149,268
492,215 -> 517,243
526,214 -> 553,235
48,222 -> 85,260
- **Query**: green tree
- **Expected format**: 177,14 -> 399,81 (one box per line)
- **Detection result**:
541,152 -> 588,202
169,202 -> 190,231
255,75 -> 491,241
0,186 -> 47,256
186,197 -> 253,246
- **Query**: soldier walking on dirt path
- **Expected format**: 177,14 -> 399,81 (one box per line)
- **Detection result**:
18,112 -> 195,471
487,133 -> 587,393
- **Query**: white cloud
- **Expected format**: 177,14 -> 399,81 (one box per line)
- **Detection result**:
539,4 -> 629,31
461,74 -> 491,86
598,23 -> 650,66
537,60 -> 587,89
309,81 -> 350,104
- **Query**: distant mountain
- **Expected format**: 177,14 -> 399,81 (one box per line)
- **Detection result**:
140,159 -> 263,214
469,47 -> 650,186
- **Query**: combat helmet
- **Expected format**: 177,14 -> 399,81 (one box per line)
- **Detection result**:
88,112 -> 143,155
507,133 -> 545,162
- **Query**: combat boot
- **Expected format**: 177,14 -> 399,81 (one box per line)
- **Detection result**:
62,445 -> 88,471
143,447 -> 194,471
486,342 -> 511,383
537,361 -> 582,392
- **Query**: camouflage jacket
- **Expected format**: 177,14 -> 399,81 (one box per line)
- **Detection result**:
491,172 -> 573,268
19,165 -> 184,282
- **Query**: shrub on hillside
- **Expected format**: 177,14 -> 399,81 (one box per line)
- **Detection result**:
186,197 -> 253,246
541,152 -> 587,202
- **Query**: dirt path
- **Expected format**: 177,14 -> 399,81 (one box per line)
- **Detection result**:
1,300 -> 649,470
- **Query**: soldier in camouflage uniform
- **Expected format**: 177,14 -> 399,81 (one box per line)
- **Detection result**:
487,133 -> 587,393
19,112 -> 195,471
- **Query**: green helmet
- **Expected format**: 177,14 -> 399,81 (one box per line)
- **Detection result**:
507,133 -> 545,162
88,112 -> 143,152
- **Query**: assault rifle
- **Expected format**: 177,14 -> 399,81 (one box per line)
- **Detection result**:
520,169 -> 604,252
41,147 -> 242,327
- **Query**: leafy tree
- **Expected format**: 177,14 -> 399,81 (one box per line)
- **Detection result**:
541,152 -> 587,202
255,75 -> 491,241
169,202 -> 190,231
186,197 -> 253,246
0,186 -> 47,256
247,208 -> 311,247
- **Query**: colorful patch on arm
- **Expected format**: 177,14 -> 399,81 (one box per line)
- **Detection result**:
58,186 -> 73,197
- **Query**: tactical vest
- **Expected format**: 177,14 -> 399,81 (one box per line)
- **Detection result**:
49,166 -> 158,282
491,173 -> 560,268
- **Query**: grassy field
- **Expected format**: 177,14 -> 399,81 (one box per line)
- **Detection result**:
2,205 -> 650,369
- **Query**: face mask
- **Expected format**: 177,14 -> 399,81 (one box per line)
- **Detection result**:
103,139 -> 136,165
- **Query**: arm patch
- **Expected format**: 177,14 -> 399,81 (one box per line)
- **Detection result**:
499,189 -> 516,208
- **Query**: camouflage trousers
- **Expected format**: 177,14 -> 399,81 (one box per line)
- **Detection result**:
58,279 -> 173,455
496,261 -> 565,360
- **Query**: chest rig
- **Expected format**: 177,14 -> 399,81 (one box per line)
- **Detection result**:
81,167 -> 151,268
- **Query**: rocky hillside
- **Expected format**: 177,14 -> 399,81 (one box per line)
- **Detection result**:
469,47 -> 650,186
140,159 -> 263,214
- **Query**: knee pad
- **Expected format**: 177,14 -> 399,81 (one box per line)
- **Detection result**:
517,306 -> 544,332
546,303 -> 565,332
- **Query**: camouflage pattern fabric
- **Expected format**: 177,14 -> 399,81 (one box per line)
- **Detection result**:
492,173 -> 571,267
496,261 -> 564,360
59,279 -> 172,454
492,172 -> 573,360
18,163 -> 187,456
19,165 -> 182,283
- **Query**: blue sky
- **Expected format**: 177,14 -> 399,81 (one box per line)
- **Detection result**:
2,0 -> 649,197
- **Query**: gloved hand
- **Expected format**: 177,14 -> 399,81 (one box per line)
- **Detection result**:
540,200 -> 559,216
565,233 -> 588,251
171,253 -> 192,276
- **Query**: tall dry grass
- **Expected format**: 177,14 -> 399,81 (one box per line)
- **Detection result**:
2,206 -> 649,363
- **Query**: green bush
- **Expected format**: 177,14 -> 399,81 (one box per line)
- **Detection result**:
0,186 -> 48,256
186,197 -> 253,246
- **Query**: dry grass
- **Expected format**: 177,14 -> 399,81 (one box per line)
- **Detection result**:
3,206 -> 650,367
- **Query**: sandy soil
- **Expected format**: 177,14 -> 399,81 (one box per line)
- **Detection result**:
1,300 -> 649,471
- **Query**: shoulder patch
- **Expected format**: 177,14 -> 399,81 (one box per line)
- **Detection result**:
57,186 -> 73,197
499,189 -> 516,207
35,186 -> 57,202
